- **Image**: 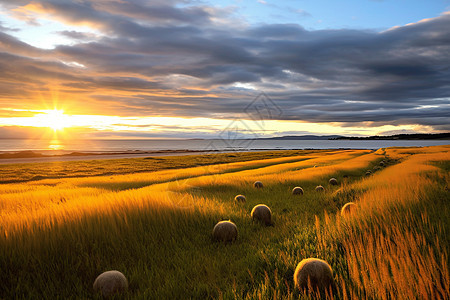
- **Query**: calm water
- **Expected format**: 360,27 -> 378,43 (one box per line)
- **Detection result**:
0,139 -> 448,153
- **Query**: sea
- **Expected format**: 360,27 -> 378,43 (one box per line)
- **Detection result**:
0,138 -> 448,154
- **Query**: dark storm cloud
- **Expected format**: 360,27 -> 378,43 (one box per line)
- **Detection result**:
0,0 -> 449,131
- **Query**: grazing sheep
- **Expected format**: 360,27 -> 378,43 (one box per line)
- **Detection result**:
315,185 -> 325,192
212,220 -> 238,243
93,270 -> 128,297
341,202 -> 356,217
234,194 -> 246,203
329,178 -> 338,185
251,204 -> 272,226
294,258 -> 334,292
292,187 -> 304,195
254,181 -> 263,188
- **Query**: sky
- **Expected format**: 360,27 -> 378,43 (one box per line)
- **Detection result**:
0,0 -> 449,140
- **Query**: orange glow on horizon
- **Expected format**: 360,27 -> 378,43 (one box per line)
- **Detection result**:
0,107 -> 438,138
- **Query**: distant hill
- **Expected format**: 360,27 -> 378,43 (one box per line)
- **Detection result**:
258,135 -> 344,140
331,133 -> 450,140
192,133 -> 449,141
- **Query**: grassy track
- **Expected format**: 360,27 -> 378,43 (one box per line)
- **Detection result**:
0,146 -> 448,299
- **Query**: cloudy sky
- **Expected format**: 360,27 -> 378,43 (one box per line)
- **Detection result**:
0,0 -> 449,139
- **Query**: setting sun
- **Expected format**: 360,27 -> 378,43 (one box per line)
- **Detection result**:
38,109 -> 67,131
46,109 -> 66,131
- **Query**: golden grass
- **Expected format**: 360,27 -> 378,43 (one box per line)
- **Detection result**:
173,149 -> 376,190
0,148 -> 382,249
2,151 -> 340,237
316,145 -> 450,299
1,146 -> 448,299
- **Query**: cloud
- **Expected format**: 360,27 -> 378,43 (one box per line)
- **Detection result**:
295,9 -> 312,18
57,30 -> 99,41
0,20 -> 19,32
0,1 -> 449,134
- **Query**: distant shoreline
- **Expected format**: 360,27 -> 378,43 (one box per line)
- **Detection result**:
1,132 -> 448,143
256,132 -> 450,140
330,132 -> 450,140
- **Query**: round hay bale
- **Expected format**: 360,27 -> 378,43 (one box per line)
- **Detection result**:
365,170 -> 372,176
341,202 -> 356,217
315,185 -> 325,192
234,194 -> 246,203
294,258 -> 334,292
314,165 -> 318,168
379,161 -> 385,167
93,270 -> 128,297
251,204 -> 272,226
253,181 -> 263,188
328,178 -> 338,185
212,220 -> 238,243
292,187 -> 304,195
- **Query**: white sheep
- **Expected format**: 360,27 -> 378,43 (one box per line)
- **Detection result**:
341,202 -> 356,217
254,181 -> 264,188
294,258 -> 334,292
251,204 -> 272,226
93,270 -> 128,297
292,187 -> 304,195
234,194 -> 246,203
329,178 -> 338,185
212,220 -> 238,243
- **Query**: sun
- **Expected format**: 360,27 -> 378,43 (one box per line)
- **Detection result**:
38,109 -> 68,131
47,109 -> 67,131
48,109 -> 66,130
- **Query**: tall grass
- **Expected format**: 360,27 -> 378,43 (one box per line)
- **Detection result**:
0,149 -> 362,233
314,147 -> 450,299
0,146 -> 448,299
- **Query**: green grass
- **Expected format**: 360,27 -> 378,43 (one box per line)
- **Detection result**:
0,147 -> 448,299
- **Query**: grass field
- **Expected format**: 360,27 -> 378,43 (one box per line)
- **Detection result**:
0,146 -> 449,299
0,150 -> 330,184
